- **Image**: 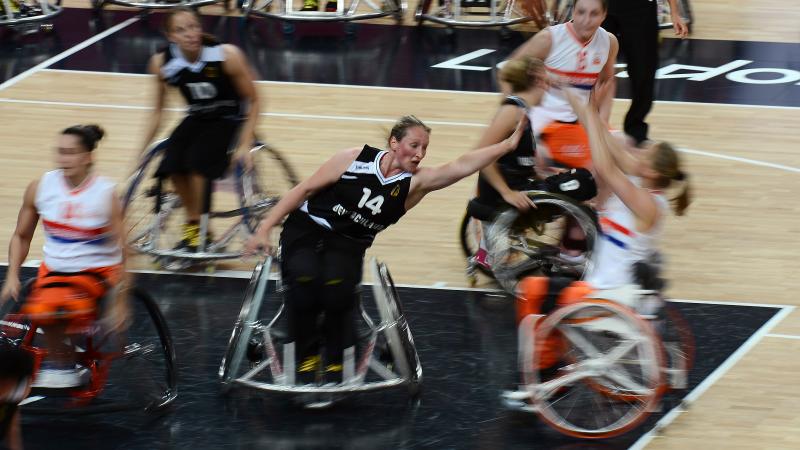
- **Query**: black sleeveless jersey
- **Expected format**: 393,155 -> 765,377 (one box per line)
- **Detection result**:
296,145 -> 412,247
160,44 -> 244,120
477,95 -> 538,202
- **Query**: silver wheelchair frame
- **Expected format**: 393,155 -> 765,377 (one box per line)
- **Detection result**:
414,0 -> 534,28
219,256 -> 422,398
92,0 -> 218,11
0,0 -> 62,33
241,0 -> 406,23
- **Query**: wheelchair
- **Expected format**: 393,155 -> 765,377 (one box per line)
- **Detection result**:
502,260 -> 694,439
219,256 -> 422,407
124,139 -> 298,270
0,278 -> 177,414
0,0 -> 62,35
461,191 -> 599,294
91,0 -> 217,12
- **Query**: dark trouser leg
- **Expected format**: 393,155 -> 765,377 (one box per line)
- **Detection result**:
319,246 -> 364,370
281,241 -> 323,366
619,7 -> 659,144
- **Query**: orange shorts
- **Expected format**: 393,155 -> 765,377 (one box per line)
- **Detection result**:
540,122 -> 592,169
21,263 -> 121,324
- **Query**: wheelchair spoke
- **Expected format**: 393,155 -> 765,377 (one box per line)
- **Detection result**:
600,338 -> 641,366
560,326 -> 602,359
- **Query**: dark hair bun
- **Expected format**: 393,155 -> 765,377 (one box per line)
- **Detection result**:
82,124 -> 105,142
62,124 -> 106,151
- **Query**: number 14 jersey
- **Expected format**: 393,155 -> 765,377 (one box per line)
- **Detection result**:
298,145 -> 412,247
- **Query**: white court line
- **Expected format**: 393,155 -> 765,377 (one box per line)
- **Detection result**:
766,333 -> 800,340
0,17 -> 140,92
0,97 -> 797,173
35,69 -> 800,111
628,304 -> 795,450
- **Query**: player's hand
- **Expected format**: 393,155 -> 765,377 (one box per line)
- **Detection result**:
0,277 -> 20,302
504,114 -> 530,151
245,230 -> 272,256
233,146 -> 255,172
502,190 -> 537,211
672,14 -> 689,39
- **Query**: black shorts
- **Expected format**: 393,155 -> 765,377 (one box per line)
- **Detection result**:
155,115 -> 242,180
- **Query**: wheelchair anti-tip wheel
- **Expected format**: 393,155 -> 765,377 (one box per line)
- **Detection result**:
524,300 -> 665,439
1,286 -> 177,414
486,192 -> 598,294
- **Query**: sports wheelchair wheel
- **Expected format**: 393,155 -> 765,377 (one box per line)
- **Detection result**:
219,256 -> 276,391
370,259 -> 423,396
486,192 -> 598,294
123,140 -> 298,267
524,300 -> 665,439
1,286 -> 177,414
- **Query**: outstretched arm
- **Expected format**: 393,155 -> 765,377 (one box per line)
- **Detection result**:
565,90 -> 660,231
223,45 -> 260,167
1,180 -> 39,303
139,54 -> 167,156
475,105 -> 537,210
405,116 -> 527,209
246,148 -> 360,254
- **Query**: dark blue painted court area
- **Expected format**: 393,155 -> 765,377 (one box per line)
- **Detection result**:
1,266 -> 782,449
1,8 -> 800,107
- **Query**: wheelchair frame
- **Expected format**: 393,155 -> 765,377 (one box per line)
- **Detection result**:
124,139 -> 298,269
415,0 -> 534,29
219,256 -> 422,398
504,285 -> 693,438
0,0 -> 62,33
241,0 -> 406,24
0,282 -> 177,414
92,0 -> 218,11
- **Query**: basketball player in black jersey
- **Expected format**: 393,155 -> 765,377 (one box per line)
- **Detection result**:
139,7 -> 260,251
246,114 -> 528,384
0,344 -> 34,450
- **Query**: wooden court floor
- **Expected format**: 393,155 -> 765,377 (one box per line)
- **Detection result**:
1,1 -> 799,448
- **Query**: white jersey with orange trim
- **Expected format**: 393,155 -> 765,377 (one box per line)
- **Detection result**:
530,22 -> 611,135
35,170 -> 122,272
584,178 -> 668,289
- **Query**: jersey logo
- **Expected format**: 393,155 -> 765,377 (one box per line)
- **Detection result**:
203,65 -> 219,78
186,82 -> 218,100
592,54 -> 602,66
390,184 -> 401,197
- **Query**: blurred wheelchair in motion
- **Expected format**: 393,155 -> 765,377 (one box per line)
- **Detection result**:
219,256 -> 422,407
461,190 -> 599,293
502,257 -> 694,439
0,278 -> 177,414
124,139 -> 297,271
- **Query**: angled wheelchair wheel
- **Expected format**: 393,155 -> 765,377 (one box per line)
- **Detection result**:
486,192 -> 598,294
240,143 -> 299,233
219,256 -> 274,391
522,0 -> 574,28
458,212 -> 492,277
525,300 -> 665,439
370,259 -> 422,396
123,139 -> 176,256
9,287 -> 177,414
656,302 -> 694,391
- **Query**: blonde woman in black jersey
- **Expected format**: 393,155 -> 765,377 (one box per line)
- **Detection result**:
246,113 -> 530,385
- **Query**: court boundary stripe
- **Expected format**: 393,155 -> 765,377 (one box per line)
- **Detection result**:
0,18 -> 140,92
0,97 -> 798,173
629,304 -> 796,450
34,69 -> 800,111
765,333 -> 800,340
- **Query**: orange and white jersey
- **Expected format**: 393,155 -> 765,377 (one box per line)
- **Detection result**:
584,177 -> 668,289
530,22 -> 611,135
35,170 -> 122,272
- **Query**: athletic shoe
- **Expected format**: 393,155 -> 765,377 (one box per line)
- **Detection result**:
300,0 -> 318,10
296,354 -> 321,385
324,0 -> 337,11
32,365 -> 89,389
